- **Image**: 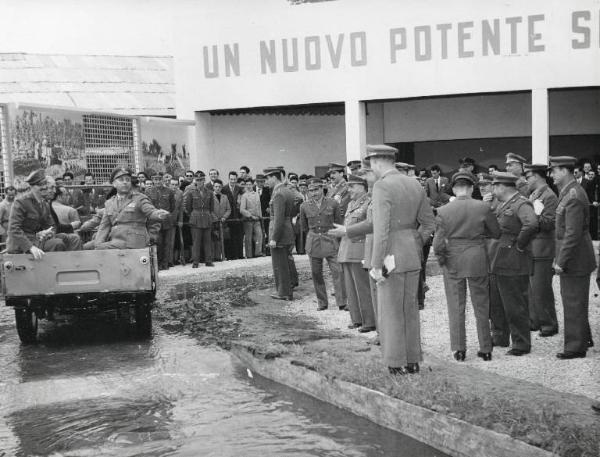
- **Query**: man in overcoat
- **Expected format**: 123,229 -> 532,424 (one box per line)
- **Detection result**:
146,173 -> 176,269
550,156 -> 596,359
184,173 -> 216,268
368,145 -> 435,375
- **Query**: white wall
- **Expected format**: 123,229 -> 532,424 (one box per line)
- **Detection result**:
197,114 -> 346,176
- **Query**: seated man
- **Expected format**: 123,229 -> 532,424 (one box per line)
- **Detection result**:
92,168 -> 170,250
7,170 -> 82,259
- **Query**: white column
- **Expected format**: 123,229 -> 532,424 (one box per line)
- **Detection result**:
344,100 -> 366,163
531,88 -> 549,164
193,112 -> 213,171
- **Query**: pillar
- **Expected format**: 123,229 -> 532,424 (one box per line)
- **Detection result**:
194,111 -> 213,171
531,89 -> 549,164
345,100 -> 367,163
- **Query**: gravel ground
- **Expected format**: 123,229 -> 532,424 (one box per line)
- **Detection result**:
158,254 -> 600,401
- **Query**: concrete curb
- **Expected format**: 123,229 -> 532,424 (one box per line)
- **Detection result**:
231,345 -> 556,457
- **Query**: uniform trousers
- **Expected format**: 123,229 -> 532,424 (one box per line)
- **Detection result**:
495,274 -> 531,351
369,276 -> 378,323
156,227 -> 174,268
271,245 -> 292,298
40,233 -> 82,252
191,227 -> 212,264
212,222 -> 224,261
342,262 -> 375,328
489,274 -> 509,346
559,275 -> 592,353
243,220 -> 263,258
442,273 -> 492,353
309,255 -> 344,308
288,245 -> 298,287
378,270 -> 422,367
529,259 -> 558,332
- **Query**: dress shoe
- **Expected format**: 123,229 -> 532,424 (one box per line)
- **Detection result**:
358,326 -> 376,333
556,351 -> 586,359
453,350 -> 466,361
477,351 -> 492,361
338,306 -> 347,311
588,338 -> 594,348
530,325 -> 540,332
205,262 -> 214,267
405,363 -> 420,374
270,294 -> 293,301
506,348 -> 530,356
192,263 -> 199,268
418,302 -> 424,311
539,329 -> 558,337
317,306 -> 328,311
348,323 -> 362,329
388,366 -> 407,375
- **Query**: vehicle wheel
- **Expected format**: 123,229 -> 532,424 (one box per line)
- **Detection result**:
15,307 -> 38,344
135,303 -> 152,338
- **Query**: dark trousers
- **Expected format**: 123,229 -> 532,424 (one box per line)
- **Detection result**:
343,262 -> 376,328
529,259 -> 558,332
288,245 -> 298,287
271,246 -> 292,298
495,274 -> 531,351
489,274 -> 509,345
559,275 -> 592,353
310,255 -> 344,308
191,227 -> 212,265
224,220 -> 244,259
156,227 -> 173,268
418,242 -> 432,307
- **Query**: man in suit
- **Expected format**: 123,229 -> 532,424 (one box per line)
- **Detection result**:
222,171 -> 244,259
524,164 -> 559,337
146,173 -> 176,270
169,176 -> 185,266
505,153 -> 530,197
256,174 -> 271,255
368,145 -> 435,375
184,173 -> 216,268
433,171 -> 500,362
92,168 -> 169,250
265,167 -> 296,301
425,164 -> 450,208
490,172 -> 538,356
212,179 -> 231,261
576,165 -> 598,240
300,178 -> 344,310
551,156 -> 596,359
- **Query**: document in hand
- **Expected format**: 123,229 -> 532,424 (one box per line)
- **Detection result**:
383,254 -> 395,277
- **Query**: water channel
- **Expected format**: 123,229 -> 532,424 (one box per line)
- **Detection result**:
0,298 -> 447,456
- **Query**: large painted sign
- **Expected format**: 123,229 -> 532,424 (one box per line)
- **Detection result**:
174,0 -> 600,116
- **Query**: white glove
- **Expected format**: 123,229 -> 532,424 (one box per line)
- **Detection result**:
449,196 -> 456,202
533,199 -> 544,216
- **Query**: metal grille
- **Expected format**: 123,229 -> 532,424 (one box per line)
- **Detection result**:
83,114 -> 136,183
0,106 -> 7,196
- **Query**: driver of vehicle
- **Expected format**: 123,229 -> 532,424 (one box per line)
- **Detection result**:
92,167 -> 170,250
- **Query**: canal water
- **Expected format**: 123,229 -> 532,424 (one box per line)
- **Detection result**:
0,305 -> 446,456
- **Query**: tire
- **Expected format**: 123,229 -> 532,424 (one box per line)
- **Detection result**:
15,307 -> 38,344
134,303 -> 152,338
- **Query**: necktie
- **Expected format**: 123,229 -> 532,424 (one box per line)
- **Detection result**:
436,179 -> 439,192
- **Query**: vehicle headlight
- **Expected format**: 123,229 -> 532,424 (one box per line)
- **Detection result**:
3,261 -> 13,271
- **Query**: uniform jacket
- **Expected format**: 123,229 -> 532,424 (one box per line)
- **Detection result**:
425,176 -> 451,208
371,169 -> 435,272
268,182 -> 295,246
183,185 -> 215,229
345,198 -> 374,268
299,196 -> 342,258
0,199 -> 14,234
338,193 -> 371,263
222,184 -> 242,219
95,191 -> 164,249
146,185 -> 175,229
172,188 -> 184,225
258,186 -> 271,217
490,192 -> 538,275
330,180 -> 351,218
76,188 -> 106,218
433,196 -> 500,277
516,176 -> 531,197
6,192 -> 55,253
555,178 -> 596,275
529,184 -> 557,259
213,193 -> 232,221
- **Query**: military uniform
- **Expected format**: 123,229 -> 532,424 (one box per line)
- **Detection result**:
299,193 -> 344,309
145,184 -> 176,269
339,190 -> 375,329
489,174 -> 538,353
370,147 -> 435,369
184,183 -> 215,266
94,191 -> 164,249
171,187 -> 184,265
329,180 -> 351,218
267,172 -> 296,299
552,160 -> 596,356
433,175 -> 500,356
527,179 -> 558,334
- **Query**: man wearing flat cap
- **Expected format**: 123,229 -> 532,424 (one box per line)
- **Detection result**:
300,178 -> 345,310
550,156 -> 596,359
524,164 -> 559,338
489,171 -> 538,356
93,168 -> 170,250
146,172 -> 176,270
433,172 -> 500,362
505,152 -> 530,197
368,144 -> 435,375
328,162 -> 351,219
7,169 -> 82,259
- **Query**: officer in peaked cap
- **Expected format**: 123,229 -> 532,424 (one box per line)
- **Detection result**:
433,171 -> 499,361
395,162 -> 410,174
523,163 -> 559,339
299,176 -> 345,310
505,153 -> 530,197
110,167 -> 131,183
347,160 -> 362,173
328,162 -> 351,219
549,155 -> 596,358
488,171 -> 538,355
7,169 -> 83,257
